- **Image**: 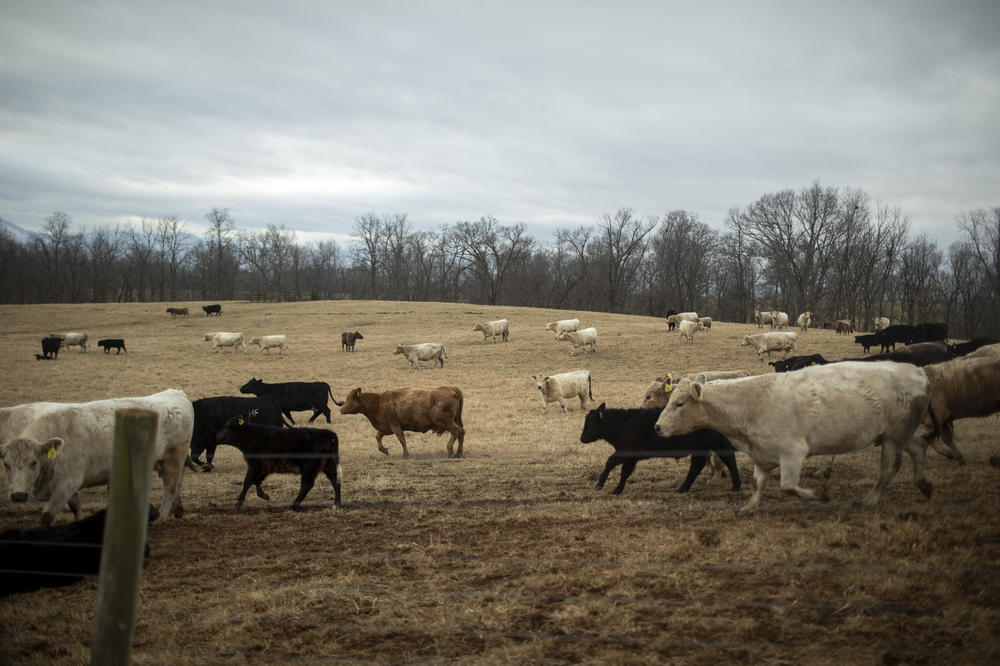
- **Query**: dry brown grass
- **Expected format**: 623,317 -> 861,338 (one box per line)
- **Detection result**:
1,300 -> 999,664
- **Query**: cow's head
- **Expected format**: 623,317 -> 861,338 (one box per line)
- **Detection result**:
472,324 -> 483,332
203,333 -> 213,341
248,337 -> 260,346
239,378 -> 263,394
641,374 -> 672,409
216,416 -> 245,443
530,375 -> 548,393
0,437 -> 63,502
340,388 -> 364,414
392,345 -> 403,355
353,332 -> 364,340
654,378 -> 703,438
740,335 -> 751,347
579,403 -> 608,443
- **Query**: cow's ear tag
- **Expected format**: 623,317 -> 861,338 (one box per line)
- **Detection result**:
237,416 -> 245,426
663,382 -> 672,393
47,445 -> 57,459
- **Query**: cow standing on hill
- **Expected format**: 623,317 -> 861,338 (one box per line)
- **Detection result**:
341,331 -> 364,351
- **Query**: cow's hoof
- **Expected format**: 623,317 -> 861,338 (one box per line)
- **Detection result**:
917,479 -> 934,498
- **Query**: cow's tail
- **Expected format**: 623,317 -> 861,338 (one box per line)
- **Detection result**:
925,395 -> 942,443
454,387 -> 464,427
588,374 -> 594,403
328,386 -> 344,407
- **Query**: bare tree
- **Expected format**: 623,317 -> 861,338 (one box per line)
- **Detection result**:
897,234 -> 943,324
203,208 -> 238,299
591,208 -> 656,312
350,212 -> 384,299
718,208 -> 762,323
648,210 -> 717,315
452,215 -> 534,305
86,225 -> 122,302
156,216 -> 189,301
957,207 -> 1000,333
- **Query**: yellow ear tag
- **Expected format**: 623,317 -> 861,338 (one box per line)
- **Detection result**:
663,382 -> 673,393
47,445 -> 57,459
237,416 -> 245,425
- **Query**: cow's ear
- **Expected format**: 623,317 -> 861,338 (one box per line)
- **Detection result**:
236,416 -> 245,426
39,438 -> 63,459
352,388 -> 362,398
690,383 -> 704,402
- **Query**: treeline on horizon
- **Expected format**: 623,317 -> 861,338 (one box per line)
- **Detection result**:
1,181 -> 998,339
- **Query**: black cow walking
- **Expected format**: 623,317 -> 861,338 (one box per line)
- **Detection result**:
769,354 -> 828,372
215,416 -> 342,510
202,304 -> 222,316
239,377 -> 342,424
189,395 -> 288,471
97,338 -> 126,354
579,403 -> 741,495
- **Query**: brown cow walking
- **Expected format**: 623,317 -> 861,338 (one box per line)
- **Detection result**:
340,386 -> 465,458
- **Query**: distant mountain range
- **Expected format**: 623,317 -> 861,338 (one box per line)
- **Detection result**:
0,218 -> 37,243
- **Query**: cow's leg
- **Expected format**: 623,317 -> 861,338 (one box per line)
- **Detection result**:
862,440 -> 904,506
557,397 -> 568,412
291,469 -> 319,510
777,451 -> 825,502
236,466 -> 260,507
611,458 -> 639,494
283,410 -> 296,425
390,425 -> 409,457
678,454 -> 708,493
324,459 -> 343,507
578,393 -> 587,409
67,493 -> 83,521
375,431 -> 391,456
717,451 -> 742,491
159,446 -> 186,519
904,435 -> 933,498
596,454 -> 623,490
738,463 -> 774,515
926,421 -> 964,463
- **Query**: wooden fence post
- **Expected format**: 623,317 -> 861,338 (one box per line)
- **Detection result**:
91,408 -> 159,666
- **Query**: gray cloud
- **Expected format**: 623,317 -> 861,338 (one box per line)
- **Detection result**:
1,1 -> 997,246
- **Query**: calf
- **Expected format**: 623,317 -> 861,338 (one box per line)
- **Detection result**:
473,318 -> 509,343
215,416 -> 341,510
545,318 -> 580,336
555,327 -> 597,355
531,370 -> 592,411
740,332 -> 797,363
51,332 -> 88,352
392,343 -> 447,370
949,337 -> 999,357
854,334 -> 880,354
579,403 -> 741,495
769,354 -> 828,373
0,505 -> 158,597
873,324 -> 911,352
97,338 -> 126,354
239,377 -> 340,424
340,386 -> 465,457
166,307 -> 189,317
189,395 -> 287,470
920,356 -> 1000,464
40,336 -> 61,359
834,319 -> 854,335
204,331 -> 244,353
677,319 -> 704,344
341,331 -> 364,352
202,304 -> 222,316
248,335 -> 287,354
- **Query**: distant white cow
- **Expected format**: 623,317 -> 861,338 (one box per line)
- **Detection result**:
741,332 -> 798,363
770,311 -> 789,330
204,332 -> 245,352
665,312 -> 699,330
0,389 -> 194,525
874,317 -> 890,332
50,332 -> 88,352
544,319 -> 580,337
393,343 -> 447,370
698,316 -> 712,330
555,327 -> 597,356
796,311 -> 812,332
754,310 -> 774,329
473,319 -> 509,343
248,334 -> 288,354
654,362 -> 933,514
531,370 -> 593,411
677,319 -> 704,344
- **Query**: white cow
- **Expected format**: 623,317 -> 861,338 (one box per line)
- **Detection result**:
754,310 -> 774,329
654,362 -> 933,514
393,342 -> 446,370
51,332 -> 88,352
796,311 -> 812,332
248,334 -> 288,353
544,319 -> 580,337
555,327 -> 597,356
204,331 -> 245,353
874,317 -> 890,332
677,319 -> 704,344
0,389 -> 194,525
698,316 -> 712,330
473,319 -> 509,343
741,332 -> 798,362
770,311 -> 789,330
531,370 -> 593,411
665,312 -> 699,330
0,402 -> 65,450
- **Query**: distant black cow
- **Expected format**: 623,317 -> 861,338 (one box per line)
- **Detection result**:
0,505 -> 157,597
854,334 -> 880,354
950,337 -> 999,357
239,377 -> 342,424
34,354 -> 54,361
40,336 -> 61,359
769,354 -> 828,373
341,331 -> 364,352
202,304 -> 222,316
579,403 -> 741,495
664,309 -> 678,331
872,324 -> 912,353
215,416 -> 342,510
189,395 -> 288,471
97,338 -> 126,354
840,341 -> 954,367
907,322 -> 948,344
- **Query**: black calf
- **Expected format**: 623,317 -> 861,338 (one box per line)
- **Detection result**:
40,336 -> 61,359
97,338 -> 126,354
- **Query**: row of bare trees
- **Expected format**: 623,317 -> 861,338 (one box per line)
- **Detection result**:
1,184 -> 997,338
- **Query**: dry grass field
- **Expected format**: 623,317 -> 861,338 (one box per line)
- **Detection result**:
1,300 -> 999,664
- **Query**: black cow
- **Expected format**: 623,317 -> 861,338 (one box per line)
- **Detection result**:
854,334 -> 880,354
341,331 -> 364,352
840,341 -> 954,367
34,354 -> 54,361
40,336 -> 61,359
664,309 -> 678,331
950,337 -> 999,357
97,338 -> 126,354
189,395 -> 288,471
0,505 -> 157,597
579,403 -> 741,495
215,416 -> 342,510
907,322 -> 948,344
769,353 -> 828,372
872,324 -> 912,353
239,378 -> 342,424
202,304 -> 222,316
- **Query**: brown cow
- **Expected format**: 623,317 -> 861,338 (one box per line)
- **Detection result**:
920,356 -> 1000,463
340,386 -> 465,458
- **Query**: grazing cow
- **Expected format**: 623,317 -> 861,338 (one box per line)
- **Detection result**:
874,316 -> 890,332
769,354 -> 828,373
796,311 -> 812,332
341,331 -> 364,352
393,343 -> 446,370
97,338 -> 126,354
740,332 -> 797,363
189,395 -> 287,471
473,318 -> 509,343
854,334 -> 880,354
166,307 -> 189,317
949,337 -> 999,357
835,319 -> 854,335
965,342 -> 1000,360
555,327 -> 597,356
770,311 -> 789,330
340,386 -> 465,458
0,389 -> 193,525
51,332 -> 88,352
215,417 -> 341,510
698,316 -> 712,330
202,304 -> 222,316
40,336 -> 61,359
755,309 -> 774,329
0,505 -> 158,597
677,319 -> 704,343
239,377 -> 340,424
248,334 -> 288,354
919,356 -> 1000,464
665,312 -> 698,330
841,342 -> 954,367
204,331 -> 244,353
531,370 -> 592,411
654,363 -> 933,515
579,403 -> 741,495
545,318 -> 580,336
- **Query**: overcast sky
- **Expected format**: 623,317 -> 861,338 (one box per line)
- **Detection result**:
1,1 -> 997,247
